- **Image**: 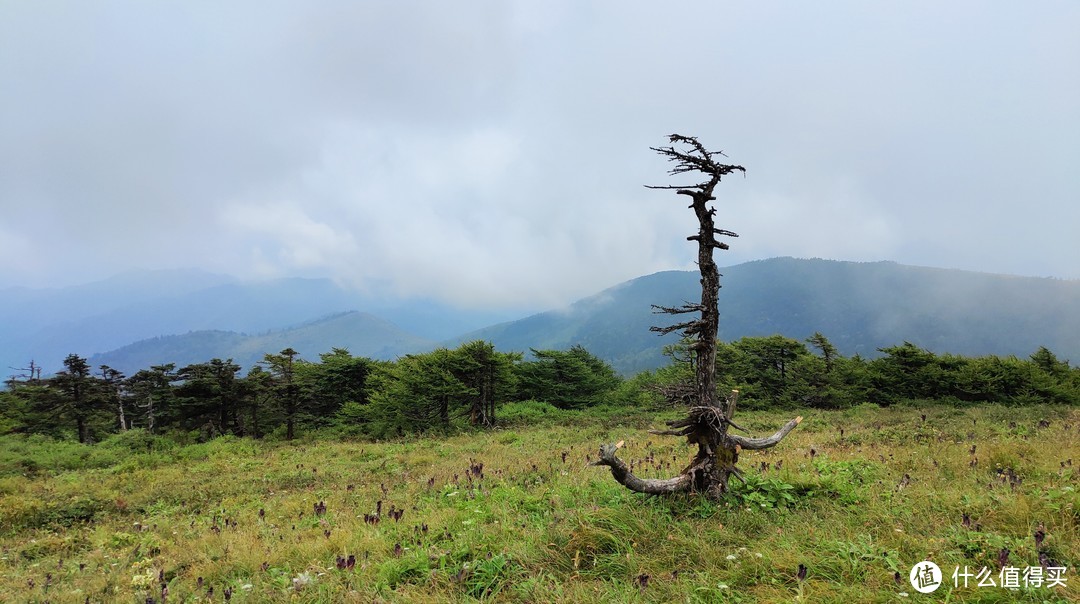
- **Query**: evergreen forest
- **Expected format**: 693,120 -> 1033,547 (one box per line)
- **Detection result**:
3,335 -> 1076,445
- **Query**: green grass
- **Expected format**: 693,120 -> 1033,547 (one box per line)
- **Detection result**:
0,403 -> 1077,603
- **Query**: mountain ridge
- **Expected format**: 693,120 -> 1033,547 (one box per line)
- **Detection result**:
6,258 -> 1079,377
456,257 -> 1080,373
89,311 -> 435,373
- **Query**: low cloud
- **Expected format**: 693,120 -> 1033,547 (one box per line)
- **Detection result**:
1,1 -> 1076,303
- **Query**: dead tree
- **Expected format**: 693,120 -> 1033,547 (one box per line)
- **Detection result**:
592,134 -> 802,498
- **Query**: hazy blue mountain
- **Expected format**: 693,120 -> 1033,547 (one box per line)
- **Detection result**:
459,258 -> 1080,374
7,258 -> 1079,379
0,269 -> 236,336
90,311 -> 435,374
0,271 -> 525,377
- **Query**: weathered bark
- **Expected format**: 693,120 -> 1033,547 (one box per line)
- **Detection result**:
593,135 -> 801,498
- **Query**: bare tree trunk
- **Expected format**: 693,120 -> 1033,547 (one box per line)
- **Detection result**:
77,416 -> 89,444
592,134 -> 801,498
117,392 -> 127,431
144,393 -> 155,433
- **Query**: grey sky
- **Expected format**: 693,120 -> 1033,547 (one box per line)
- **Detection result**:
2,1 -> 1077,308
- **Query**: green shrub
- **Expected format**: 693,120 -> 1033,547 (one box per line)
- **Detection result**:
98,428 -> 177,454
499,400 -> 571,425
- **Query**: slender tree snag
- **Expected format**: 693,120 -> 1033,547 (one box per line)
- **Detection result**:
592,134 -> 802,498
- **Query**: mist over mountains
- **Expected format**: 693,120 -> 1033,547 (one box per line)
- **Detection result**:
2,257 -> 1077,378
462,258 -> 1080,373
0,271 -> 524,376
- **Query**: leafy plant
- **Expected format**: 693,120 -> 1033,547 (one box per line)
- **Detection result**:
728,474 -> 797,509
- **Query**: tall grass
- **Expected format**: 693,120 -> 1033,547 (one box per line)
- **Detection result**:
0,404 -> 1076,602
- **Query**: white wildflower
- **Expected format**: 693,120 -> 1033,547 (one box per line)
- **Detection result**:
293,572 -> 313,590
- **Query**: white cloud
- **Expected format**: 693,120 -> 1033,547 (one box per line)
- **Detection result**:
0,227 -> 41,283
218,200 -> 359,276
728,178 -> 901,264
0,0 -> 1077,296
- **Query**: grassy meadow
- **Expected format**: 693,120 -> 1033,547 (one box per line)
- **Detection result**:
0,402 -> 1077,603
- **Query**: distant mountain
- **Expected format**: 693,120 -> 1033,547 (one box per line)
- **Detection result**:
460,258 -> 1080,374
0,271 -> 523,377
90,311 -> 435,374
0,269 -> 236,337
7,258 -> 1080,379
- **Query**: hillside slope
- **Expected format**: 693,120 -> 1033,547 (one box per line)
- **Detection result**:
460,258 -> 1080,373
90,311 -> 435,373
14,258 -> 1080,377
1,272 -> 520,375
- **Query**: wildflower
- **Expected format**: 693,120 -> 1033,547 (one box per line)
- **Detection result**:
131,568 -> 156,588
292,572 -> 313,591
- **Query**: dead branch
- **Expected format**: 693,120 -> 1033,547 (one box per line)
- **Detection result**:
595,135 -> 799,498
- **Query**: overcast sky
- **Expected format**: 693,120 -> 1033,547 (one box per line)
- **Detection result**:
1,1 -> 1077,308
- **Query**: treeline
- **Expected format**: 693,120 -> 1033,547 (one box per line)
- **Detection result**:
648,334 -> 1080,409
2,335 -> 1077,444
0,343 -> 619,443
